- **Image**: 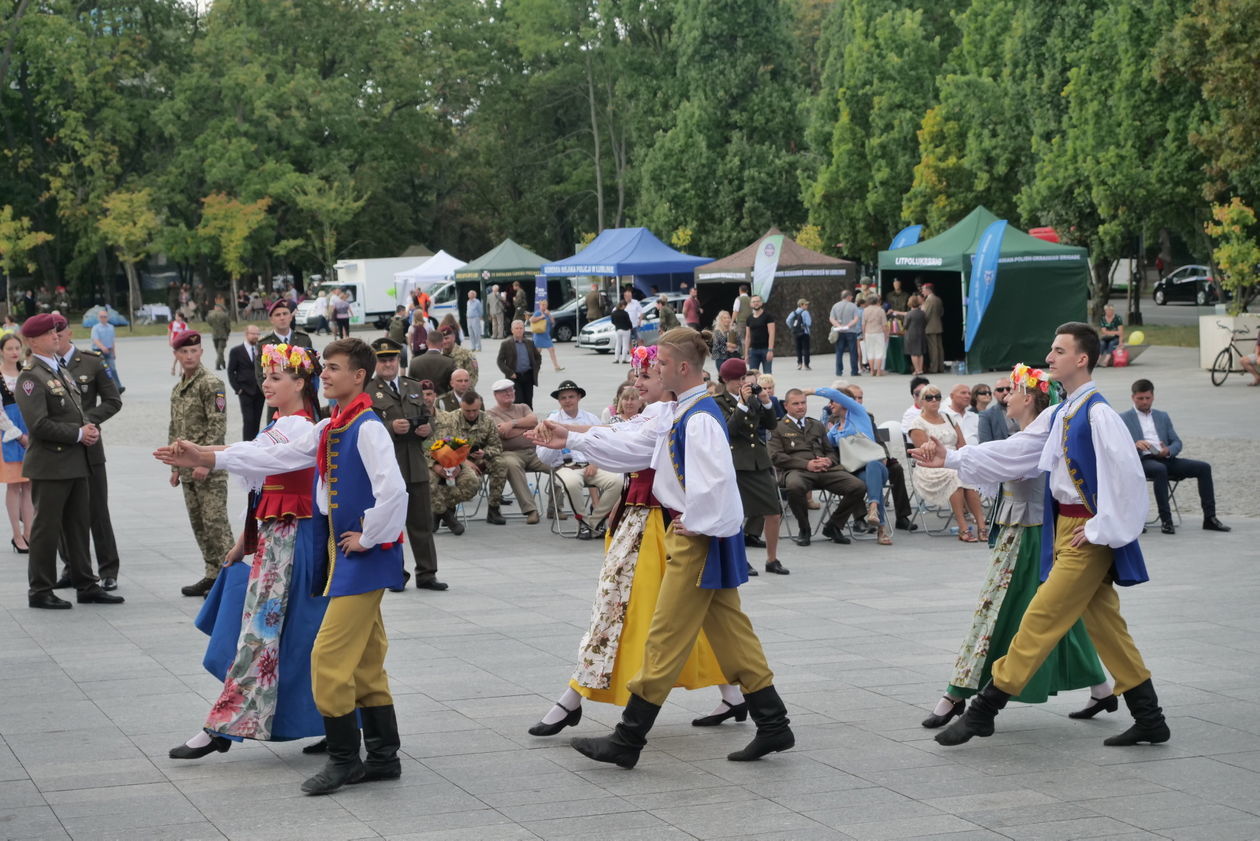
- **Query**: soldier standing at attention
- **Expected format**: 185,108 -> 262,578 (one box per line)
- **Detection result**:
256,298 -> 313,383
206,296 -> 232,371
17,314 -> 124,609
366,338 -> 446,591
385,306 -> 410,366
169,331 -> 234,598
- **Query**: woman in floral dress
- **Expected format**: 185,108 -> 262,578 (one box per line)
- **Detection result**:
527,345 -> 732,736
169,344 -> 328,759
921,364 -> 1113,729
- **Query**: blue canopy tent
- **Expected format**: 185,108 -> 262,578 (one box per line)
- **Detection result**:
542,227 -> 710,295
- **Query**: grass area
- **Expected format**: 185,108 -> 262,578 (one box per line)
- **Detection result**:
75,313 -> 273,339
1133,324 -> 1198,347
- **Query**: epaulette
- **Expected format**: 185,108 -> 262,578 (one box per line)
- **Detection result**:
80,348 -> 103,357
21,361 -> 33,371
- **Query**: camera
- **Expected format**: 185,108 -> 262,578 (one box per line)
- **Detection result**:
748,384 -> 762,396
408,412 -> 430,432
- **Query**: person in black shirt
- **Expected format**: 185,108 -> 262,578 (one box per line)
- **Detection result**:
609,302 -> 633,364
743,296 -> 776,373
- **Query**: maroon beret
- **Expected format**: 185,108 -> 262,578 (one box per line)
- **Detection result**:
171,330 -> 202,350
268,298 -> 293,315
19,313 -> 59,338
52,314 -> 68,331
418,379 -> 436,391
719,357 -> 748,382
439,325 -> 455,336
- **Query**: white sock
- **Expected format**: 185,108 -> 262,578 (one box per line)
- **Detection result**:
932,696 -> 958,716
540,687 -> 583,725
1090,681 -> 1113,700
184,730 -> 213,749
708,684 -> 744,715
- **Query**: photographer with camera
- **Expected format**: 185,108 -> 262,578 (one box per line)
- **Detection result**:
367,338 -> 446,591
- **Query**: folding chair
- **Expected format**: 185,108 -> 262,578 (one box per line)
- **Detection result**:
497,469 -> 545,521
1144,478 -> 1182,527
547,468 -> 589,538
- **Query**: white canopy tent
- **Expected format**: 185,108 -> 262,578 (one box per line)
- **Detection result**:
393,250 -> 466,302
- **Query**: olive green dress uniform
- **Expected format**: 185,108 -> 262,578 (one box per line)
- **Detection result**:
16,357 -> 101,597
427,408 -> 503,515
367,373 -> 440,584
170,364 -> 234,580
444,344 -> 479,387
59,348 -> 122,580
205,306 -> 232,370
768,415 -> 866,534
713,390 -> 780,536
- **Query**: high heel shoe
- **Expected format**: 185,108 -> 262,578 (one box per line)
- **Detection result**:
691,699 -> 749,727
921,698 -> 965,729
169,734 -> 232,759
1068,694 -> 1119,719
11,538 -> 28,554
527,701 -> 581,736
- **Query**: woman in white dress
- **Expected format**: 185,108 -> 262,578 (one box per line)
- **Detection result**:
907,385 -> 986,541
861,294 -> 889,376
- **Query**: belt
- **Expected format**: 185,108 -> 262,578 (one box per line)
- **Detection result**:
562,462 -> 590,470
1058,504 -> 1093,519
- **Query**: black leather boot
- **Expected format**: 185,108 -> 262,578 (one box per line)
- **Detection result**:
359,705 -> 402,781
728,685 -> 794,761
1103,679 -> 1170,746
935,682 -> 1009,746
301,712 -> 365,794
571,694 -> 660,769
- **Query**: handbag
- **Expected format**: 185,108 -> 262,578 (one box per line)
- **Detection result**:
828,327 -> 841,344
838,432 -> 885,473
529,316 -> 547,334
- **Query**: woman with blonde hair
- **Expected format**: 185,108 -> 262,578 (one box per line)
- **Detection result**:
0,334 -> 32,552
862,293 -> 889,376
906,385 -> 986,541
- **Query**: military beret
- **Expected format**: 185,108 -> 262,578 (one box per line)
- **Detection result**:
438,325 -> 455,336
268,298 -> 293,315
718,358 -> 748,382
19,313 -> 60,338
418,379 -> 436,391
171,330 -> 202,350
371,337 -> 403,356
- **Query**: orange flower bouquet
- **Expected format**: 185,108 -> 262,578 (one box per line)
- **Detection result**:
429,437 -> 470,483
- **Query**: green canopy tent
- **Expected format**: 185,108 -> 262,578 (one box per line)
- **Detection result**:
877,206 -> 1089,372
452,238 -> 550,333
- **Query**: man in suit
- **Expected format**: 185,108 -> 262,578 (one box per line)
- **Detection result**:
367,338 -> 446,591
228,324 -> 265,441
922,283 -> 945,373
713,358 -> 785,575
53,321 -> 123,591
768,388 -> 865,547
255,298 -> 313,383
16,314 -> 124,609
496,319 -> 542,409
1120,378 -> 1230,536
408,326 -> 457,394
978,377 -> 1017,443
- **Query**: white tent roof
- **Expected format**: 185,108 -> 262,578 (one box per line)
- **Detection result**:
393,250 -> 465,287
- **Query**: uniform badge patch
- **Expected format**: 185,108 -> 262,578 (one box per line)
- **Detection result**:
215,395 -> 226,412
376,391 -> 384,399
21,380 -> 33,396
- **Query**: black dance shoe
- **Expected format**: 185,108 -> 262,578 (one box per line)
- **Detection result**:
921,698 -> 965,729
528,701 -> 582,737
169,734 -> 232,759
1068,694 -> 1118,719
691,700 -> 748,727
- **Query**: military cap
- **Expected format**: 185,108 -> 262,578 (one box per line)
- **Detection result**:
20,313 -> 60,338
371,337 -> 403,357
171,330 -> 202,350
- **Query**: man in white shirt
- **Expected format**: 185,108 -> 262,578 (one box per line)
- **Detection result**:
534,379 -> 621,539
913,323 -> 1168,750
900,376 -> 931,429
623,289 -> 643,341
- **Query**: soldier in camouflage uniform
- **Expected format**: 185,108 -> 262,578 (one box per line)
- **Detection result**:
440,328 -> 479,386
205,297 -> 232,370
427,391 -> 505,531
168,331 -> 234,597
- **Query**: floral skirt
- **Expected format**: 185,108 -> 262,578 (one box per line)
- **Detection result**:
195,516 -> 327,740
570,505 -> 727,706
948,523 -> 1105,703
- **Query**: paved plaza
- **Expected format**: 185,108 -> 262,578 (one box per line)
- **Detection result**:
0,331 -> 1257,841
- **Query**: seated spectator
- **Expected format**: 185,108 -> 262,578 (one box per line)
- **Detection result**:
901,375 -> 931,429
906,385 -> 986,542
758,373 -> 786,423
418,379 -> 439,417
978,378 -> 1017,442
1120,378 -> 1230,535
427,391 -> 504,534
438,368 -> 473,412
599,377 -> 635,423
608,383 -> 645,423
534,379 -> 622,539
960,382 -> 993,446
1098,303 -> 1124,366
487,379 -> 549,525
809,385 -> 893,545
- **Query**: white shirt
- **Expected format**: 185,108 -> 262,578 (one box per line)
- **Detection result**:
942,381 -> 1146,548
214,412 -> 407,549
900,405 -> 922,428
1135,409 -> 1162,450
959,409 -> 980,447
625,299 -> 643,328
536,407 -> 604,467
565,386 -> 743,537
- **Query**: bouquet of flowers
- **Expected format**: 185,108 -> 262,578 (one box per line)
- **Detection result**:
429,437 -> 470,484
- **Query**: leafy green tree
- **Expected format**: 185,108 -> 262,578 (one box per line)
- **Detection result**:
276,175 -> 369,281
198,194 -> 272,320
0,205 -> 53,312
1205,198 -> 1260,314
97,189 -> 160,329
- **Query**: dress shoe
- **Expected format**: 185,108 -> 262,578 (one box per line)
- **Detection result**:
1160,520 -> 1176,535
10,538 -> 28,554
745,564 -> 758,577
77,588 -> 125,604
29,593 -> 72,610
526,510 -> 540,524
181,577 -> 216,597
169,734 -> 232,759
691,700 -> 748,727
1203,516 -> 1231,532
1068,694 -> 1118,719
486,506 -> 506,525
765,560 -> 790,575
441,510 -> 465,536
792,529 -> 811,547
528,701 -> 582,736
416,579 -> 449,591
744,533 -> 766,548
894,518 -> 918,532
389,571 -> 412,593
53,573 -> 72,589
546,509 -> 570,521
500,498 -> 513,506
101,578 -> 118,591
921,698 -> 965,729
820,522 -> 851,544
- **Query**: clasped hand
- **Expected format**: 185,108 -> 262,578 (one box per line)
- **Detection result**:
524,420 -> 570,449
909,438 -> 944,467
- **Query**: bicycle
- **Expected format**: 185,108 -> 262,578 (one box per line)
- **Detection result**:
1209,321 -> 1256,386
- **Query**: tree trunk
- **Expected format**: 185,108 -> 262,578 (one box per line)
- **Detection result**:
124,260 -> 140,333
230,272 -> 239,325
1089,259 -> 1113,324
584,53 -> 605,232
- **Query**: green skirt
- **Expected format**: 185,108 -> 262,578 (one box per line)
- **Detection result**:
947,523 -> 1105,704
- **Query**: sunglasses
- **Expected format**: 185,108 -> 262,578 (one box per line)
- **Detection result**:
921,394 -> 942,402
974,390 -> 991,396
993,386 -> 1012,393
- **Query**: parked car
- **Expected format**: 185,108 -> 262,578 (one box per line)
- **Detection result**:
576,294 -> 687,353
548,296 -> 586,343
1153,265 -> 1229,305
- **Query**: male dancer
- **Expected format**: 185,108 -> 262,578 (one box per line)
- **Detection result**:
159,338 -> 408,793
912,323 -> 1167,748
531,327 -> 794,768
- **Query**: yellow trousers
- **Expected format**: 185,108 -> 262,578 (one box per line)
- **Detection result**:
627,526 -> 774,706
992,515 -> 1151,697
311,590 -> 393,717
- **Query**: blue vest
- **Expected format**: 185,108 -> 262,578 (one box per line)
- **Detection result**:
668,396 -> 749,589
1040,391 -> 1149,587
314,407 -> 405,597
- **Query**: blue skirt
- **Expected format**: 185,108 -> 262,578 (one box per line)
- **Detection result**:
2,403 -> 28,463
194,517 -> 328,741
531,315 -> 554,349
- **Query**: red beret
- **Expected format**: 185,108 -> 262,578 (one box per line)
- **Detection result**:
719,358 -> 748,382
268,298 -> 293,315
171,330 -> 202,350
439,325 -> 455,336
19,313 -> 59,338
52,314 -> 68,332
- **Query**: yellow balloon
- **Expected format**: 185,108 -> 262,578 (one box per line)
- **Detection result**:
1128,330 -> 1145,346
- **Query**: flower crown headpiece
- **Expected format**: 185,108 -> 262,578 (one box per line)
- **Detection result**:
629,345 -> 658,372
261,343 -> 317,375
1010,362 -> 1051,394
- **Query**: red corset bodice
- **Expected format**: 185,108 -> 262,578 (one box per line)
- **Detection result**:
624,468 -> 661,508
255,467 -> 316,520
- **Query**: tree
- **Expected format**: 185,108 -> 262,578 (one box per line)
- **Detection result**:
198,194 -> 272,320
1205,198 -> 1260,314
0,205 -> 53,313
276,175 -> 369,281
97,189 -> 159,330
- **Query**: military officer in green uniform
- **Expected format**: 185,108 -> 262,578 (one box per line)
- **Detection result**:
255,298 -> 313,384
367,338 -> 446,591
169,330 -> 234,597
385,306 -> 410,365
17,314 -> 124,609
428,390 -> 504,532
205,296 -> 232,370
441,327 -> 479,387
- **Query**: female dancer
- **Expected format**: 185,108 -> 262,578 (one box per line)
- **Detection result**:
922,364 -> 1112,728
527,345 -> 735,735
0,334 -> 32,552
169,344 -> 329,758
